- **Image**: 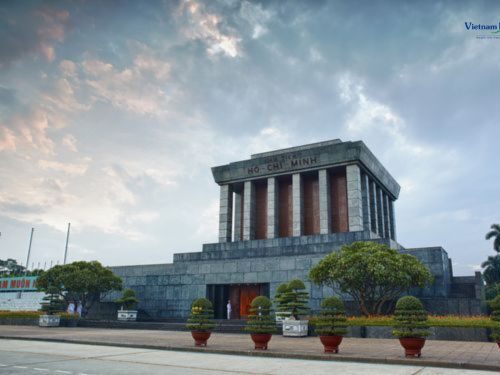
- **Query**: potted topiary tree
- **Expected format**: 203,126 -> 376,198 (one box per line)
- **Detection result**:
392,296 -> 430,357
489,295 -> 500,348
39,292 -> 65,327
116,289 -> 139,321
245,296 -> 277,349
315,297 -> 348,353
186,298 -> 216,346
273,283 -> 291,323
275,279 -> 309,337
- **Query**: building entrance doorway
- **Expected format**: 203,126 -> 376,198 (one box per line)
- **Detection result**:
206,283 -> 269,319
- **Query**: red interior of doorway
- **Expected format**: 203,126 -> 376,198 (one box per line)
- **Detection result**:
229,284 -> 260,319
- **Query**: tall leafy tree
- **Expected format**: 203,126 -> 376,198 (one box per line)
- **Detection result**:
309,242 -> 433,316
37,261 -> 122,317
482,255 -> 500,285
486,224 -> 500,252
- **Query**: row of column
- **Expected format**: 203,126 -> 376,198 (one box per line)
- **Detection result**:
218,164 -> 395,242
360,172 -> 396,241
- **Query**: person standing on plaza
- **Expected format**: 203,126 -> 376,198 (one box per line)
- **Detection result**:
226,300 -> 232,320
67,301 -> 75,315
76,302 -> 82,317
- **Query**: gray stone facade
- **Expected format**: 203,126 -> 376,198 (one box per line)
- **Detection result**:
103,139 -> 484,319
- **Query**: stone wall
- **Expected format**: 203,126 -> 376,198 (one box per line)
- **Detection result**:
103,233 -> 483,319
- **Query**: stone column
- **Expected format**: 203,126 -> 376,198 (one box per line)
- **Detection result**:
377,187 -> 385,238
218,184 -> 233,243
384,193 -> 392,239
361,173 -> 372,232
369,181 -> 378,234
233,191 -> 242,241
243,180 -> 255,240
292,173 -> 303,237
318,169 -> 331,234
389,199 -> 396,241
267,177 -> 278,239
346,164 -> 363,232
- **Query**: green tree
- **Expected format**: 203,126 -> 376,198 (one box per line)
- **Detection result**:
488,295 -> 500,342
36,261 -> 122,317
482,255 -> 500,285
0,258 -> 25,276
115,289 -> 139,310
309,242 -> 433,316
486,224 -> 500,252
274,279 -> 309,320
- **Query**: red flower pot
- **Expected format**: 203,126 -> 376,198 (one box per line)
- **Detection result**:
319,335 -> 343,353
191,331 -> 211,347
399,337 -> 426,357
250,333 -> 272,350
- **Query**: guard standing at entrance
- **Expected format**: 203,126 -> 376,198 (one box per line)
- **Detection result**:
226,300 -> 232,320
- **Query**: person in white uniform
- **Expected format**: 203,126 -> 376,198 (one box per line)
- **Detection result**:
226,300 -> 232,320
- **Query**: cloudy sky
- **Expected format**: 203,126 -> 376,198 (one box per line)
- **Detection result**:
1,0 -> 499,275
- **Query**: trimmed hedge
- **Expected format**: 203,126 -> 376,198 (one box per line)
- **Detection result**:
186,298 -> 215,332
245,296 -> 277,334
392,296 -> 430,338
0,311 -> 79,319
314,297 -> 348,336
308,315 -> 495,329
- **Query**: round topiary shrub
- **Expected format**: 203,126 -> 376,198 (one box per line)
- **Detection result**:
186,298 -> 215,332
315,297 -> 348,336
245,296 -> 277,334
489,295 -> 500,342
392,296 -> 430,338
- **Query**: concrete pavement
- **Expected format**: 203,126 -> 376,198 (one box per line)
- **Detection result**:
0,326 -> 498,372
0,339 -> 497,375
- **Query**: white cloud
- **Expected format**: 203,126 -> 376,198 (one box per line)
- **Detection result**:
35,9 -> 70,62
38,158 -> 90,176
81,56 -> 170,115
239,1 -> 272,39
0,127 -> 17,152
177,0 -> 241,58
62,134 -> 78,152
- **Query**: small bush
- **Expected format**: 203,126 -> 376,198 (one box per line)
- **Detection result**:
489,295 -> 500,341
314,297 -> 348,336
392,296 -> 430,338
58,312 -> 78,320
0,311 -> 41,319
245,296 -> 277,334
116,288 -> 139,310
186,298 -> 215,332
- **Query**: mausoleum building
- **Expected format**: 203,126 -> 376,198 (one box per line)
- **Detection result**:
106,140 -> 483,319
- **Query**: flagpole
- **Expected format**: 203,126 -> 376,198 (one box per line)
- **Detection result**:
19,227 -> 34,299
63,223 -> 71,265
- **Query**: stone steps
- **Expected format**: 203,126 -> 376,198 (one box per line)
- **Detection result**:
78,319 -> 258,333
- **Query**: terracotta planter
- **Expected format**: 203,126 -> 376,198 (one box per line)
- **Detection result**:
250,333 -> 272,350
399,337 -> 426,357
319,335 -> 343,353
191,331 -> 211,347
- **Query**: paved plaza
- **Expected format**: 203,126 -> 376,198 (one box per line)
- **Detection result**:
0,326 -> 498,372
0,339 -> 496,375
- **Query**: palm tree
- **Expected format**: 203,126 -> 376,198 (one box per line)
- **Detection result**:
486,224 -> 500,252
481,255 -> 500,285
